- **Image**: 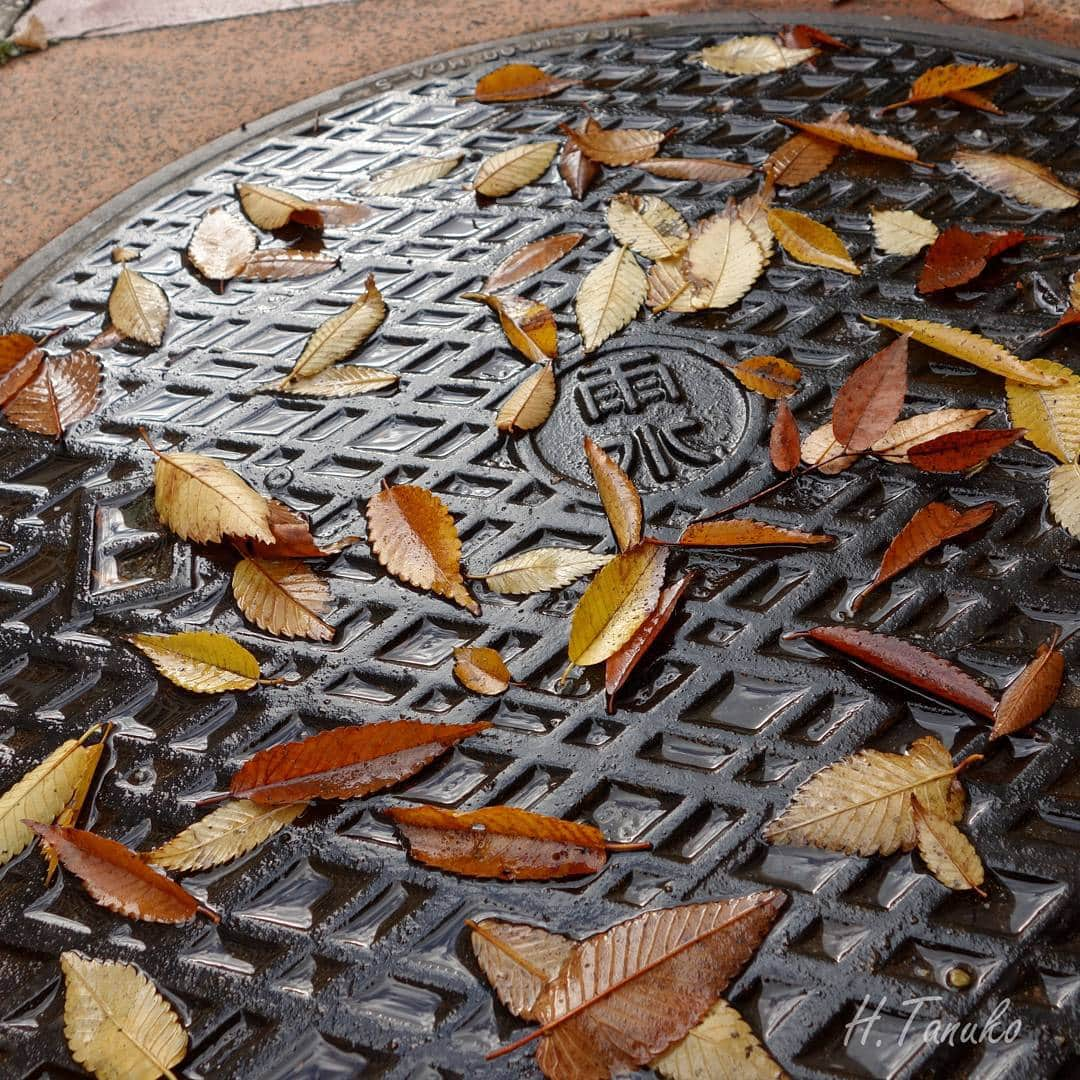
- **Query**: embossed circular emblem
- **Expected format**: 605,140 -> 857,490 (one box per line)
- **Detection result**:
528,333 -> 761,493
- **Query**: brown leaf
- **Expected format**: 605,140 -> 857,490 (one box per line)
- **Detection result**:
767,208 -> 860,275
634,157 -> 753,183
729,355 -> 801,399
855,501 -> 996,608
463,292 -> 557,362
236,182 -> 325,229
801,625 -> 997,718
679,519 -> 832,547
3,351 -> 100,438
0,332 -> 42,404
108,266 -> 169,346
917,227 -> 1025,293
24,823 -> 217,924
991,636 -> 1065,739
832,335 -> 909,452
473,142 -> 560,197
559,118 -> 601,200
606,574 -> 695,714
453,646 -> 511,695
187,209 -> 257,281
366,483 -> 479,614
769,400 -> 800,472
11,14 -> 48,50
232,557 -> 335,641
884,62 -> 1016,111
782,117 -> 919,162
584,437 -> 642,552
495,363 -> 556,434
483,232 -> 583,293
765,128 -> 842,188
237,249 -> 339,280
227,719 -> 490,804
560,122 -> 673,166
953,149 -> 1079,211
249,500 -> 359,559
907,427 -> 1026,472
939,0 -> 1024,19
385,805 -> 615,880
474,63 -> 577,102
912,799 -> 986,895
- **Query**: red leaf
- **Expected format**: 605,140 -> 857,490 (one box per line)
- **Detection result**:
831,335 -> 909,452
769,399 -> 800,472
801,625 -> 997,718
918,227 -> 1025,293
907,428 -> 1026,472
1043,306 -> 1080,337
991,636 -> 1065,739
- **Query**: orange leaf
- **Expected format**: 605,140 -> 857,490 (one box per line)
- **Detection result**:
3,351 -> 101,438
584,437 -> 642,552
918,227 -> 1025,293
634,157 -> 753,183
233,557 -> 335,641
560,122 -> 674,166
0,344 -> 43,408
885,62 -> 1016,111
678,519 -> 832,547
729,355 -> 801,399
385,805 -> 613,880
366,484 -> 479,614
769,400 -> 800,472
559,118 -> 602,200
782,117 -> 919,162
832,335 -> 909,452
946,89 -> 1002,114
474,63 -> 577,103
24,823 -> 217,924
228,719 -> 490,804
453,646 -> 511,695
991,636 -> 1065,739
781,24 -> 848,50
483,232 -> 583,293
463,292 -> 557,362
248,500 -> 359,559
765,128 -> 841,188
0,332 -> 38,373
907,427 -> 1025,472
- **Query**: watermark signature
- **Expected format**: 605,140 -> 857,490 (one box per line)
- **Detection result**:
845,994 -> 1022,1049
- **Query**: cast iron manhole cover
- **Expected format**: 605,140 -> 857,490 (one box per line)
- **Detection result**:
2,12 -> 1080,1080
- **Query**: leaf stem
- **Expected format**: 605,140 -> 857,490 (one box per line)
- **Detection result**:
193,791 -> 230,808
603,840 -> 652,852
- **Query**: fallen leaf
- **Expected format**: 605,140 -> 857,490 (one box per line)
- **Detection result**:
560,123 -> 672,166
607,194 -> 689,261
654,999 -> 785,1080
228,719 -> 490,804
386,805 -> 618,879
874,408 -> 997,463
765,126 -> 842,188
363,152 -> 463,196
918,227 -> 1025,293
233,557 -> 335,641
769,399 -> 800,471
800,625 -> 997,718
464,292 -> 557,362
679,519 -> 832,547
11,14 -> 48,51
767,208 -> 860,275
281,274 -> 385,385
864,316 -> 1067,388
0,331 -> 38,375
907,427 -> 1026,471
885,62 -> 1016,111
483,232 -> 583,292
26,822 -> 217,923
43,729 -> 110,885
800,422 -> 862,475
236,182 -> 324,229
473,142 -> 559,197
645,257 -> 695,314
782,117 -> 919,162
729,355 -> 801,398
939,0 -> 1024,19
569,540 -> 668,667
872,209 -> 939,256
249,499 -> 359,559
945,88 -> 1003,114
453,646 -> 511,695
991,636 -> 1065,739
60,952 -> 187,1080
832,335 -> 909,451
309,199 -> 371,227
236,248 -> 339,280
855,501 -> 996,608
1049,461 -> 1080,540
474,62 -> 577,102
145,799 -> 305,872
129,630 -> 267,693
475,547 -> 612,595
736,175 -> 776,258
953,149 -> 1079,210
585,436 -> 643,552
635,157 -> 754,183
470,918 -> 574,1021
606,574 -> 695,714
108,266 -> 169,346
496,363 -> 556,434
559,118 -> 601,200
111,246 -> 139,263
912,799 -> 986,894
575,246 -> 647,353
366,483 -> 478,614
694,35 -> 817,75
684,214 -> 767,309
780,24 -> 847,50
3,350 -> 101,438
279,365 -> 398,398
187,209 -> 257,280
765,735 -> 970,855
1005,358 -> 1080,462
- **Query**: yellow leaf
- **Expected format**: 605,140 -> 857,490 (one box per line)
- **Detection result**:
864,317 -> 1067,388
560,124 -> 671,166
232,557 -> 335,641
569,540 -> 668,666
60,951 -> 187,1080
783,117 -> 919,163
1048,461 -> 1080,540
887,62 -> 1015,110
463,292 -> 557,362
684,215 -> 767,309
496,364 -> 556,434
654,999 -> 785,1080
236,182 -> 322,229
453,646 -> 511,695
606,194 -> 689,260
476,547 -> 612,595
576,247 -> 647,353
800,421 -> 861,475
152,450 -> 274,545
129,631 -> 263,693
729,355 -> 801,399
953,149 -> 1080,211
279,365 -> 399,398
1005,358 -> 1080,463
281,274 -> 385,385
44,732 -> 110,885
363,153 -> 463,196
694,35 -> 817,75
473,142 -> 559,197
187,209 -> 257,281
108,266 -> 169,346
737,175 -> 776,258
767,209 -> 860,275
145,799 -> 305,872
584,436 -> 642,551
646,257 -> 695,314
871,209 -> 939,256
912,800 -> 986,894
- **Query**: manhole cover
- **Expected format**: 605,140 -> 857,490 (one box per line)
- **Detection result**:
1,12 -> 1080,1080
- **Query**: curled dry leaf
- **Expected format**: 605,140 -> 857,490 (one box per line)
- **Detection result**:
912,799 -> 986,894
237,182 -> 323,229
1005,358 -> 1080,462
684,214 -> 766,310
831,335 -> 909,452
918,227 -> 1025,293
250,499 -> 359,559
607,194 -> 689,261
800,625 -> 997,718
27,822 -> 217,923
236,248 -> 338,281
635,157 -> 754,183
474,62 -> 577,102
855,501 -> 996,608
279,365 -> 398,398
473,142 -> 559,197
679,519 -> 832,547
363,152 -> 463,196
585,436 -> 642,552
108,266 -> 169,346
366,483 -> 479,614
1050,462 -> 1080,540
782,116 -> 919,162
559,118 -> 601,201
3,350 -> 101,438
767,208 -> 860,275
475,547 -> 612,595
939,0 -> 1025,21
569,540 -> 668,667
736,174 -> 776,258
146,799 -> 306,872
227,719 -> 490,804
576,246 -> 647,353
953,149 -> 1079,210
496,363 -> 556,434
187,209 -> 257,280
233,557 -> 335,641
129,630 -> 266,694
470,918 -> 573,1021
483,232 -> 583,293
991,637 -> 1065,740
453,646 -> 512,695
765,735 -> 969,856
885,62 -> 1016,111
560,123 -> 672,166
44,729 -> 110,885
694,35 -> 817,75
907,427 -> 1026,472
765,127 -> 841,188
386,804 -> 618,880
61,952 -> 187,1080
729,355 -> 801,399
872,209 -> 939,256
464,292 -> 557,362
281,274 -> 385,386
769,399 -> 800,472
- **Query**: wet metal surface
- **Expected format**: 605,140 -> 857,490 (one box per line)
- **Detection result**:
1,14 -> 1080,1080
